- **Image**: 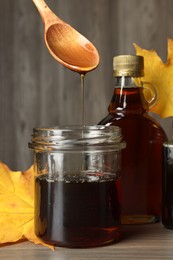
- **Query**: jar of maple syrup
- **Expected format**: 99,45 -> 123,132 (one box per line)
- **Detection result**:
99,55 -> 168,224
29,125 -> 126,248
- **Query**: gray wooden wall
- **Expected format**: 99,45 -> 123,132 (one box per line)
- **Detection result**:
1,0 -> 173,170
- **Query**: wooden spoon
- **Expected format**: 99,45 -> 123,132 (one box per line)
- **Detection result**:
32,0 -> 100,73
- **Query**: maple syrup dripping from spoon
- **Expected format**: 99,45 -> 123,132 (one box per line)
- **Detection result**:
80,73 -> 85,126
33,0 -> 100,126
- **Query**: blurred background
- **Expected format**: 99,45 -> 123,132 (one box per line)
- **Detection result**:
0,0 -> 173,170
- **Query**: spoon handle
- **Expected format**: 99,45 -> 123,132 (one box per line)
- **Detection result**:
32,0 -> 62,27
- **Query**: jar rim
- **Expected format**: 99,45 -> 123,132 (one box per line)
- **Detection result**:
29,125 -> 126,151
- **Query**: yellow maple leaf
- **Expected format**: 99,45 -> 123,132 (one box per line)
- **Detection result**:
0,162 -> 54,250
134,39 -> 173,118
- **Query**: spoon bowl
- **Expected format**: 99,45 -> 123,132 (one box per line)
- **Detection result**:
33,0 -> 100,73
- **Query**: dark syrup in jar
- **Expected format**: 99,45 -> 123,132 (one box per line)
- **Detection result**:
35,172 -> 121,248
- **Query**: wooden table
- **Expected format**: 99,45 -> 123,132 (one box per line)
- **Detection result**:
1,223 -> 173,259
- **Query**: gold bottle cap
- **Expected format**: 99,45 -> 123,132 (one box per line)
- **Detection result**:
113,55 -> 144,77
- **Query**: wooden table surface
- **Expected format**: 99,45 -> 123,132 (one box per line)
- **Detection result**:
1,223 -> 173,260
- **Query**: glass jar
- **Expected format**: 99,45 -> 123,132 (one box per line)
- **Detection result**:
29,125 -> 126,248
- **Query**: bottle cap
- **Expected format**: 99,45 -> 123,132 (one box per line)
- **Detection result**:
113,55 -> 144,77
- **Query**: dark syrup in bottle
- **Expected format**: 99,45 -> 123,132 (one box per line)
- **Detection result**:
99,55 -> 168,224
162,142 -> 173,229
99,83 -> 167,223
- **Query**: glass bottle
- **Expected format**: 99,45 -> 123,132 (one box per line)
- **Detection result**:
162,141 -> 173,229
99,55 -> 168,224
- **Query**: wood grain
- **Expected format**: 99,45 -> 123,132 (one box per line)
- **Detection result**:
0,224 -> 173,259
0,0 -> 173,170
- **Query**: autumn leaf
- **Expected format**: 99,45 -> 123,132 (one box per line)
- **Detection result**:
134,39 -> 173,118
0,162 -> 54,250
